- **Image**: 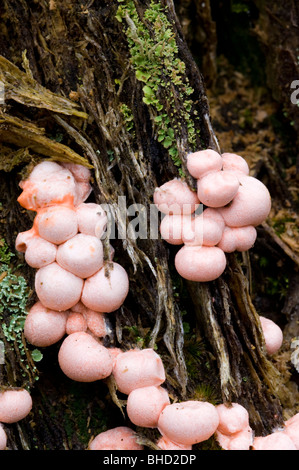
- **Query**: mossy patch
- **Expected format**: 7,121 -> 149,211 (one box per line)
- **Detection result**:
116,0 -> 200,175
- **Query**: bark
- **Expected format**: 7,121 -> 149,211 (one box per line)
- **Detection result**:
253,0 -> 299,168
0,0 -> 293,450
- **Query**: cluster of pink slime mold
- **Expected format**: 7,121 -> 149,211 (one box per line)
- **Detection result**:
5,158 -> 296,451
154,150 -> 271,282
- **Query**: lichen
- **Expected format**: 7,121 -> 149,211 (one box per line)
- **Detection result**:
0,239 -> 40,382
116,0 -> 199,175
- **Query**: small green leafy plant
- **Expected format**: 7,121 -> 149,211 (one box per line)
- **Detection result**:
116,0 -> 199,175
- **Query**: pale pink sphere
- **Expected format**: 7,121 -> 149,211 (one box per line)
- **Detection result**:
0,424 -> 7,450
28,161 -> 63,181
259,316 -> 283,355
219,175 -> 271,227
216,403 -> 249,435
197,170 -> 240,208
35,262 -> 83,311
89,427 -> 143,450
17,161 -> 89,210
283,420 -> 299,449
285,413 -> 299,427
70,301 -> 87,315
157,436 -> 192,450
85,309 -> 110,338
228,427 -> 253,451
233,226 -> 257,251
158,400 -> 219,446
76,203 -> 108,238
81,262 -> 129,313
221,153 -> 250,176
126,386 -> 170,428
175,245 -> 227,282
35,205 -> 78,244
58,331 -> 113,382
66,312 -> 87,335
112,348 -> 166,395
0,389 -> 32,423
187,149 -> 223,179
216,426 -> 253,450
61,162 -> 91,183
56,233 -> 104,278
24,301 -> 67,347
182,214 -> 224,247
58,162 -> 92,204
15,229 -> 37,253
154,179 -> 200,215
217,226 -> 257,253
160,214 -> 193,245
17,161 -> 78,210
252,432 -> 296,450
202,207 -> 226,230
24,237 -> 57,268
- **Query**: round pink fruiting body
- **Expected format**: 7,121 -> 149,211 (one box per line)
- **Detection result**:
259,316 -> 283,355
81,262 -> 129,313
285,413 -> 299,427
66,312 -> 87,335
61,162 -> 91,183
85,309 -> 110,338
216,426 -> 253,451
182,214 -> 224,247
0,424 -> 7,450
197,170 -> 240,208
0,389 -> 32,423
252,432 -> 296,450
157,436 -> 192,450
217,227 -> 237,253
283,418 -> 299,449
24,237 -> 57,268
217,226 -> 257,253
219,175 -> 271,227
34,205 -> 78,245
154,179 -> 200,215
160,214 -> 193,245
112,348 -> 166,395
76,203 -> 107,238
186,150 -> 223,179
175,245 -> 227,282
216,403 -> 249,435
157,400 -> 219,446
89,427 -> 144,450
221,153 -> 250,176
233,226 -> 257,251
15,228 -> 37,253
126,386 -> 170,428
35,262 -> 83,311
56,233 -> 104,278
58,331 -> 113,382
70,301 -> 87,315
202,207 -> 226,231
17,161 -> 86,210
24,301 -> 68,347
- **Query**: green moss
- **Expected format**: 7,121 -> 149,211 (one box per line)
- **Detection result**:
120,103 -> 135,135
116,0 -> 199,175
